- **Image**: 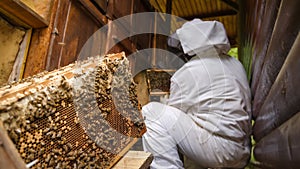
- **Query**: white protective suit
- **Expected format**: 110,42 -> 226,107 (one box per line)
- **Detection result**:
142,19 -> 252,168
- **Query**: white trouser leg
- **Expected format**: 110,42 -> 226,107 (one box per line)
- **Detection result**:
142,102 -> 249,169
142,102 -> 186,169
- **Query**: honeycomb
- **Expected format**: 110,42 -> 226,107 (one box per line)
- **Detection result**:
146,69 -> 175,93
0,52 -> 146,169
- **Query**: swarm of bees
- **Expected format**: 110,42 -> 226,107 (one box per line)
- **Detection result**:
146,69 -> 175,93
0,52 -> 146,169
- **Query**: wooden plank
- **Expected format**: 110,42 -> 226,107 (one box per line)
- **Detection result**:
46,0 -> 72,71
140,0 -> 154,11
0,147 -> 18,169
9,29 -> 32,82
107,0 -> 133,19
20,0 -> 54,22
132,0 -> 153,50
78,0 -> 107,25
0,0 -> 48,28
112,151 -> 153,169
23,0 -> 59,77
0,121 -> 27,169
134,71 -> 150,106
93,0 -> 107,13
58,0 -> 103,67
0,16 -> 26,86
150,92 -> 170,96
220,0 -> 239,11
183,9 -> 237,20
105,19 -> 137,55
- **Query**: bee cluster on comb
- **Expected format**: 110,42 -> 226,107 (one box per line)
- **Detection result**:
0,52 -> 146,169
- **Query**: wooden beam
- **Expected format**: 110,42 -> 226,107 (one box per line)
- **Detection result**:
78,0 -> 108,25
0,0 -> 48,28
141,0 -> 155,11
166,0 -> 172,14
183,9 -> 237,20
154,0 -> 165,13
220,0 -> 239,11
119,38 -> 137,54
92,0 -> 107,13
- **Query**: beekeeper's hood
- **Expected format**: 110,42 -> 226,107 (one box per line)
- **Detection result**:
176,19 -> 230,56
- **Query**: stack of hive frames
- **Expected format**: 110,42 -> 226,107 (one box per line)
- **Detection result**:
146,69 -> 176,93
0,52 -> 146,169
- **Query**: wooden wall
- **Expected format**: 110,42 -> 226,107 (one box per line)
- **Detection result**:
23,0 -> 107,77
0,0 -> 154,81
0,17 -> 25,86
239,0 -> 300,168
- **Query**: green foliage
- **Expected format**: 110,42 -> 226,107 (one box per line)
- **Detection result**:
228,47 -> 238,59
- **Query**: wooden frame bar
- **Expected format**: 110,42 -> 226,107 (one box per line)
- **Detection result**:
0,0 -> 48,28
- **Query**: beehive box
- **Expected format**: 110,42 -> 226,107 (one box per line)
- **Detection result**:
146,69 -> 175,93
0,52 -> 146,169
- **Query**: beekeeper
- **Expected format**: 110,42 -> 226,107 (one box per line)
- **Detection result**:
142,19 -> 252,169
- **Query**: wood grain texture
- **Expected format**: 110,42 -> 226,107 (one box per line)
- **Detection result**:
253,33 -> 300,141
78,0 -> 107,25
250,0 -> 281,102
0,0 -> 48,28
58,0 -> 103,67
134,71 -> 150,107
254,111 -> 300,168
252,0 -> 300,118
20,0 -> 54,22
112,151 -> 153,169
46,0 -> 72,71
0,17 -> 25,86
0,121 -> 27,169
23,0 -> 59,77
25,0 -> 107,75
8,29 -> 32,82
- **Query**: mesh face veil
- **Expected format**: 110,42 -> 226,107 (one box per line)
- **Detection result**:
167,33 -> 194,63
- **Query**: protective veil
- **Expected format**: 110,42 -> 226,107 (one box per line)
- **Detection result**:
142,19 -> 252,168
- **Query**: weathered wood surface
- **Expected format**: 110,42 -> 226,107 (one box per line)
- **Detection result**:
20,0 -> 54,22
240,0 -> 300,167
0,121 -> 27,169
253,33 -> 300,141
250,0 -> 281,105
23,0 -> 59,77
45,0 -> 71,71
134,71 -> 150,107
9,29 -> 32,82
251,0 -> 300,119
0,0 -> 49,28
23,0 -> 153,77
58,0 -> 103,67
113,151 -> 153,169
24,0 -> 105,75
254,111 -> 300,169
0,17 -> 26,86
